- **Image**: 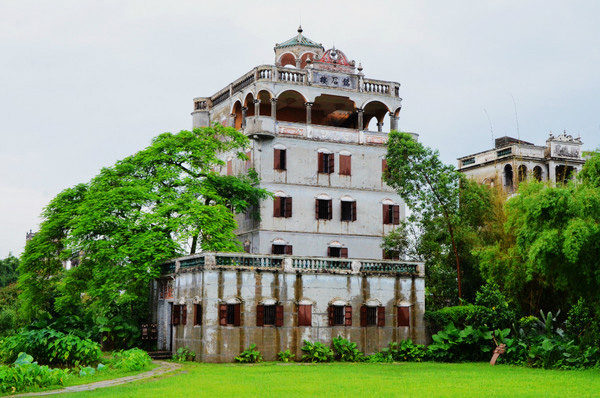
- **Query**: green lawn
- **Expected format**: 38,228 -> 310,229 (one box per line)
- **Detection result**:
60,362 -> 600,398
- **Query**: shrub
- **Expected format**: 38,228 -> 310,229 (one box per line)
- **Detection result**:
301,340 -> 333,363
0,328 -> 101,366
427,323 -> 494,362
566,298 -> 600,346
277,349 -> 295,362
0,352 -> 69,395
173,346 -> 196,362
0,308 -> 17,336
425,305 -> 479,333
332,336 -> 363,362
235,344 -> 262,363
390,340 -> 426,362
108,348 -> 152,371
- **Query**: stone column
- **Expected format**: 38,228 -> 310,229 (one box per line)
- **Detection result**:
271,98 -> 277,120
377,121 -> 384,132
254,99 -> 261,116
241,107 -> 247,128
389,112 -> 399,131
295,58 -> 301,68
230,113 -> 236,129
305,102 -> 314,124
357,108 -> 364,130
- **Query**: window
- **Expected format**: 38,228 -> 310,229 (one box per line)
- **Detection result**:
219,303 -> 241,326
329,305 -> 352,326
272,244 -> 292,255
273,196 -> 292,218
360,305 -> 385,327
194,304 -> 202,326
274,148 -> 286,170
383,204 -> 400,225
328,247 -> 348,258
341,201 -> 356,222
316,199 -> 332,220
339,154 -> 351,175
318,152 -> 334,173
398,306 -> 410,327
298,304 -> 312,326
383,249 -> 399,260
227,159 -> 233,176
256,304 -> 283,326
172,304 -> 187,326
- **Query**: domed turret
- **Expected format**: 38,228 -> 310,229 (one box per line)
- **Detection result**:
274,26 -> 325,69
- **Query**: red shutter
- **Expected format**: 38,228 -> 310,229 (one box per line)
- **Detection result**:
227,160 -> 233,176
393,205 -> 400,225
273,197 -> 281,217
315,199 -> 320,219
382,159 -> 388,177
275,305 -> 284,327
327,200 -> 332,220
360,305 -> 367,327
182,305 -> 187,325
378,306 -> 385,327
233,303 -> 241,326
327,247 -> 332,257
339,155 -> 351,175
340,248 -> 348,258
328,305 -> 334,326
329,153 -> 335,173
219,304 -> 227,326
318,152 -> 324,173
271,244 -> 277,254
345,306 -> 352,326
299,305 -> 311,326
256,305 -> 264,326
285,197 -> 292,218
172,305 -> 180,326
398,306 -> 410,327
352,201 -> 357,221
383,204 -> 390,224
274,149 -> 281,169
285,245 -> 293,255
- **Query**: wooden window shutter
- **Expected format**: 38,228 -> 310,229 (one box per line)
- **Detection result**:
329,153 -> 335,173
273,197 -> 281,217
340,248 -> 348,258
275,305 -> 284,327
233,303 -> 241,326
383,204 -> 390,224
172,305 -> 180,326
344,306 -> 352,326
219,304 -> 227,326
340,155 -> 351,175
315,199 -> 319,220
327,200 -> 332,220
393,205 -> 400,225
318,152 -> 324,173
285,245 -> 293,255
377,306 -> 385,327
227,160 -> 233,176
398,306 -> 410,327
351,201 -> 357,221
360,305 -> 367,327
299,305 -> 311,326
327,246 -> 332,257
274,149 -> 281,169
256,305 -> 264,327
181,305 -> 187,325
285,197 -> 292,218
382,159 -> 388,177
328,305 -> 334,326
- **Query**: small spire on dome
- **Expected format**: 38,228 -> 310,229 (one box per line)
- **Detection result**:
298,25 -> 303,34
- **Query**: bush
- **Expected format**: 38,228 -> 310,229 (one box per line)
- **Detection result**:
301,340 -> 333,363
367,340 -> 426,363
425,305 -> 479,333
173,346 -> 196,362
277,349 -> 295,362
235,344 -> 262,363
0,328 -> 101,366
332,336 -> 363,362
566,298 -> 600,346
108,348 -> 152,371
0,352 -> 68,395
0,308 -> 17,336
427,323 -> 494,362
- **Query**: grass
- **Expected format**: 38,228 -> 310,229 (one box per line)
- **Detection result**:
59,362 -> 600,398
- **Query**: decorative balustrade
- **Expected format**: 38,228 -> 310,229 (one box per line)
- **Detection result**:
360,261 -> 418,274
211,88 -> 230,107
215,254 -> 282,268
257,67 -> 272,80
362,79 -> 390,94
161,261 -> 176,274
292,257 -> 352,271
278,69 -> 306,84
232,72 -> 255,93
180,257 -> 205,269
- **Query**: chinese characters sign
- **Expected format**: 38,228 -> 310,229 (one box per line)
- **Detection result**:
312,71 -> 357,90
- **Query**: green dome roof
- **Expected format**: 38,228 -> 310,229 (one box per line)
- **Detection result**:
274,26 -> 323,50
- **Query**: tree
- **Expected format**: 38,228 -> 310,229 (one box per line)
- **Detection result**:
0,255 -> 19,288
385,131 -> 465,298
18,124 -> 270,341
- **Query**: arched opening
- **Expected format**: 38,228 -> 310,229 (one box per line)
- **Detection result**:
279,52 -> 297,68
231,101 -> 243,130
556,165 -> 575,184
362,101 -> 390,131
299,52 -> 316,69
504,164 -> 513,190
311,94 -> 356,128
533,166 -> 542,182
244,93 -> 255,118
276,90 -> 307,123
517,165 -> 527,183
257,90 -> 272,116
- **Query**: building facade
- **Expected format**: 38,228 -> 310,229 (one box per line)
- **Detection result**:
458,132 -> 585,192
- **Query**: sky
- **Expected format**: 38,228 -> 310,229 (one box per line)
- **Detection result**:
1,0 -> 599,258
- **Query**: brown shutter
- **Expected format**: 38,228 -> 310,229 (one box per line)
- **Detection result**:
360,305 -> 367,327
285,197 -> 292,218
340,248 -> 348,258
172,305 -> 180,326
327,247 -> 332,257
227,160 -> 233,176
383,204 -> 390,224
328,305 -> 334,326
382,159 -> 388,177
352,201 -> 357,221
182,305 -> 187,325
329,153 -> 335,173
219,304 -> 227,326
345,306 -> 352,326
275,305 -> 284,327
339,155 -> 351,175
256,305 -> 264,326
299,305 -> 311,326
271,244 -> 277,254
274,149 -> 281,169
398,306 -> 410,327
318,152 -> 324,173
285,245 -> 293,255
393,205 -> 400,225
315,199 -> 319,219
378,306 -> 385,327
233,303 -> 241,326
327,200 -> 332,220
273,197 -> 281,217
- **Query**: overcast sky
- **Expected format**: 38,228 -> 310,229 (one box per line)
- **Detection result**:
1,0 -> 599,258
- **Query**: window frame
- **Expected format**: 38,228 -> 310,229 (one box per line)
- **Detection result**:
339,154 -> 352,176
172,304 -> 187,326
341,200 -> 357,222
194,303 -> 202,326
273,196 -> 292,218
316,198 -> 333,220
397,306 -> 410,327
383,204 -> 400,225
318,152 -> 335,174
274,148 -> 287,170
256,304 -> 284,327
219,303 -> 241,326
328,304 -> 352,326
360,305 -> 385,327
298,304 -> 312,327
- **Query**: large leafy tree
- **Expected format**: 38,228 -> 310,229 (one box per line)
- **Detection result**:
0,255 -> 19,288
18,124 -> 270,333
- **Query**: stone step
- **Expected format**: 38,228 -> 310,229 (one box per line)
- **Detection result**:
147,351 -> 172,360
